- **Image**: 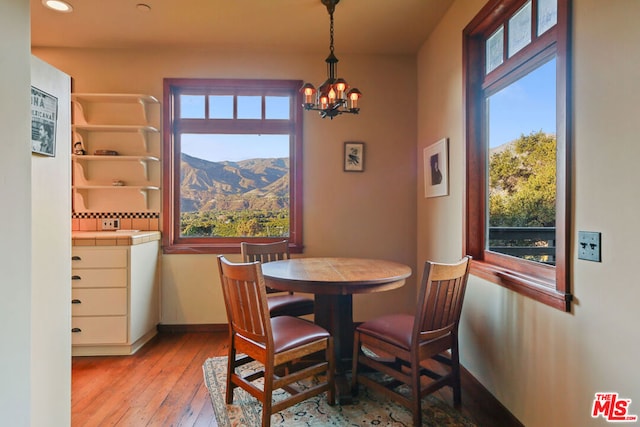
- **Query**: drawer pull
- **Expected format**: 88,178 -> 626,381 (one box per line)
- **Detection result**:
71,328 -> 82,333
72,256 -> 82,261
71,275 -> 81,280
71,299 -> 82,304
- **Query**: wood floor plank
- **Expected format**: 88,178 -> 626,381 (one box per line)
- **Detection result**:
106,334 -> 205,425
146,338 -> 219,425
71,331 -> 518,427
72,333 -> 191,426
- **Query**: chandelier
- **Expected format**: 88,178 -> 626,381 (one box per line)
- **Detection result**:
301,0 -> 362,119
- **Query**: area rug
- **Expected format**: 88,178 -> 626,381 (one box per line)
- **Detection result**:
203,356 -> 477,427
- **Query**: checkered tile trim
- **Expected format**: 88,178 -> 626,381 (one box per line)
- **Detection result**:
72,212 -> 159,219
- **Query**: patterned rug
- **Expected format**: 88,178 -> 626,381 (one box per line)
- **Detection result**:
203,356 -> 477,427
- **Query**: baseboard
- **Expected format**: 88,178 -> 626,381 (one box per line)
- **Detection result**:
72,328 -> 158,357
460,365 -> 524,427
157,323 -> 228,333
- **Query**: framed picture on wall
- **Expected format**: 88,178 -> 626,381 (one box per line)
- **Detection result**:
423,138 -> 449,198
31,86 -> 58,157
344,142 -> 365,172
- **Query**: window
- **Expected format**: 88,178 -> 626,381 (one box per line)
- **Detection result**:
463,0 -> 572,311
162,79 -> 304,254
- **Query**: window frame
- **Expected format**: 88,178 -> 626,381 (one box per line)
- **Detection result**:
162,78 -> 304,254
463,0 -> 572,311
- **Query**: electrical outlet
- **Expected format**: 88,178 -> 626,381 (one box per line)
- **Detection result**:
101,218 -> 120,231
578,231 -> 601,262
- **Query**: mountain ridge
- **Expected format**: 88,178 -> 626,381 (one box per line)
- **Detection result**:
180,153 -> 289,212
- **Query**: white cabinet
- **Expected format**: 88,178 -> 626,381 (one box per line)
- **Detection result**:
71,240 -> 160,356
71,93 -> 161,212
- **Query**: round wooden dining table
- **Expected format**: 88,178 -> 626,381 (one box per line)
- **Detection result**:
261,257 -> 412,403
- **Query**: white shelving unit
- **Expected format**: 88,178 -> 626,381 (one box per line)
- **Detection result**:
71,93 -> 161,212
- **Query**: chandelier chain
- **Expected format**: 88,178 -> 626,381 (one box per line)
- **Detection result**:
329,8 -> 335,54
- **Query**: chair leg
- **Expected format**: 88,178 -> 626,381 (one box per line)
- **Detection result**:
262,364 -> 273,427
225,343 -> 236,404
350,331 -> 360,396
327,337 -> 336,405
410,360 -> 422,427
451,342 -> 462,406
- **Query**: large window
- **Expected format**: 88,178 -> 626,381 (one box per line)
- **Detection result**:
162,79 -> 304,254
463,0 -> 572,311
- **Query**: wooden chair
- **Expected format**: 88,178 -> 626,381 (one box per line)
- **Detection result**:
217,255 -> 335,427
351,256 -> 472,426
240,240 -> 314,318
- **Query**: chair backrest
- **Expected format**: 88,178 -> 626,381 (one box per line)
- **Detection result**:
240,240 -> 290,264
413,256 -> 472,343
241,241 -> 290,294
217,255 -> 273,348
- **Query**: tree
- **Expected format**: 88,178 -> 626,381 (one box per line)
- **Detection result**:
489,131 -> 556,227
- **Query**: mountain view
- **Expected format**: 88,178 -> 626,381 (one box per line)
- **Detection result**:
180,153 -> 289,212
179,153 -> 290,237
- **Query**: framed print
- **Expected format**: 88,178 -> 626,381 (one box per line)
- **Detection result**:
423,138 -> 449,198
31,86 -> 58,157
344,142 -> 364,172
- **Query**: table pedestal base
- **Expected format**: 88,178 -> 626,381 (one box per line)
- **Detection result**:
314,294 -> 354,404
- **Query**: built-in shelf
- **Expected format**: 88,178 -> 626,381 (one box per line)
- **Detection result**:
72,93 -> 159,124
72,155 -> 159,161
73,185 -> 160,191
72,93 -> 158,103
72,186 -> 160,212
72,155 -> 159,181
72,125 -> 158,152
71,93 -> 161,213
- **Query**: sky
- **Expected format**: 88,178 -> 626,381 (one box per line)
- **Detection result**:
488,57 -> 556,148
181,134 -> 290,163
179,95 -> 291,162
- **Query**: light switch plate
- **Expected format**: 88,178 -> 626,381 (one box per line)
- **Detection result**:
578,231 -> 601,262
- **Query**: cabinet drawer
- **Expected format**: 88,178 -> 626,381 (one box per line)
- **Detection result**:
72,288 -> 127,316
72,268 -> 127,288
72,247 -> 128,268
71,316 -> 127,344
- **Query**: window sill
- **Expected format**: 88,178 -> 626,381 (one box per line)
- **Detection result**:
470,259 -> 572,312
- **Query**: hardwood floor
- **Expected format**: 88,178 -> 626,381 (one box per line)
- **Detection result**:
72,331 -> 521,426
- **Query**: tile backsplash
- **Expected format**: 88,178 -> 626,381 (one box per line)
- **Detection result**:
72,212 -> 160,231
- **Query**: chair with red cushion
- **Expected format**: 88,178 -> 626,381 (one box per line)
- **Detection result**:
241,240 -> 314,318
217,255 -> 335,427
351,256 -> 472,426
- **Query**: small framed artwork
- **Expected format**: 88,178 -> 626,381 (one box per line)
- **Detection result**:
344,142 -> 365,172
31,86 -> 58,157
423,138 -> 449,198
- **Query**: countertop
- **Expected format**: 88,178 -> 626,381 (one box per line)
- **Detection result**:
72,230 -> 161,246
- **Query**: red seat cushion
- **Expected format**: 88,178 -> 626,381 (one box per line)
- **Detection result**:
356,313 -> 414,350
267,294 -> 314,317
271,316 -> 330,354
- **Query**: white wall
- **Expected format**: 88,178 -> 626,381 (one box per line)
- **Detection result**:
0,0 -> 33,425
33,47 -> 420,326
30,56 -> 71,427
0,6 -> 72,426
417,1 -> 640,426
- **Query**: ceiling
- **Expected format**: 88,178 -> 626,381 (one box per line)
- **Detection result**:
31,0 -> 453,55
